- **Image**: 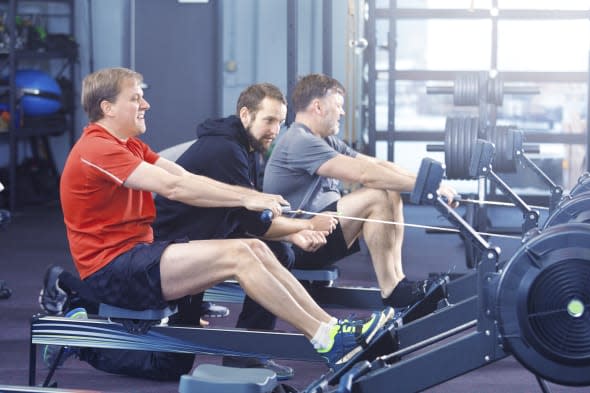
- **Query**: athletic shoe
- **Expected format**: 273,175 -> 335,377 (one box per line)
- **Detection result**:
343,307 -> 395,346
0,280 -> 11,300
318,307 -> 395,369
42,307 -> 87,369
201,301 -> 230,318
0,209 -> 10,229
383,280 -> 425,308
222,356 -> 295,381
39,265 -> 68,315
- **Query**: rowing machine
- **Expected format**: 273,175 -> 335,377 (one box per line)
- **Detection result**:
304,158 -> 590,392
29,304 -> 324,388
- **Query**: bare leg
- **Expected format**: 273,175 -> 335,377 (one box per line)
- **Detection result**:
159,238 -> 325,339
388,190 -> 405,279
337,188 -> 404,298
247,240 -> 333,323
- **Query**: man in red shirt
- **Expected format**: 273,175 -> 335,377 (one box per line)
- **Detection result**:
58,67 -> 394,374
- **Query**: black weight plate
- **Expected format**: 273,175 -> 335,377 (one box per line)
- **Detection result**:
444,117 -> 453,178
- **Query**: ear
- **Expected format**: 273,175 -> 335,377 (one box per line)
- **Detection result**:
239,106 -> 250,126
311,98 -> 322,114
100,99 -> 113,117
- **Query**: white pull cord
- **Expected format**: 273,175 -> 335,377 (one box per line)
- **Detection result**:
456,198 -> 549,211
286,209 -> 523,240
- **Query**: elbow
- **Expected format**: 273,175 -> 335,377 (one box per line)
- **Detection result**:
358,171 -> 372,186
158,176 -> 184,201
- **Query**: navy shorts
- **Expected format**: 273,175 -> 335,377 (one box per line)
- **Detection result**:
293,201 -> 360,269
84,239 -> 186,311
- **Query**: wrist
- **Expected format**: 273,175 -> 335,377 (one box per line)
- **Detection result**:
301,219 -> 314,231
239,195 -> 248,208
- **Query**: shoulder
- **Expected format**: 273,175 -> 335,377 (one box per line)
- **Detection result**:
280,125 -> 325,150
181,135 -> 247,169
76,131 -> 122,158
326,135 -> 356,156
194,134 -> 245,157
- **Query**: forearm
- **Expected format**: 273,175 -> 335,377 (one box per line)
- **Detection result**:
262,216 -> 314,239
358,159 -> 416,191
127,161 -> 284,213
170,172 -> 259,208
377,160 -> 416,190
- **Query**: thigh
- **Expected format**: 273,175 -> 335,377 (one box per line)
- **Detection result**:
337,188 -> 389,243
159,238 -> 252,301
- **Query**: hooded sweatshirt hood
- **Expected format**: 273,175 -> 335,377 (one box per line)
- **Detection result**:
196,115 -> 249,148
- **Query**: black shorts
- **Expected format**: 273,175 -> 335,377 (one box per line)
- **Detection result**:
293,201 -> 360,269
84,239 -> 187,311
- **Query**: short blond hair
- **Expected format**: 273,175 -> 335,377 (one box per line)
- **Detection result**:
81,67 -> 143,122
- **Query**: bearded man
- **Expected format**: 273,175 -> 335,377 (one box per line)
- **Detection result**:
153,83 -> 336,379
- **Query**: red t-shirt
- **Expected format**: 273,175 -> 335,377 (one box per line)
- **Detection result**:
60,123 -> 160,279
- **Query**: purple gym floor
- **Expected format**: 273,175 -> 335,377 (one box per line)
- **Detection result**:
0,204 -> 586,392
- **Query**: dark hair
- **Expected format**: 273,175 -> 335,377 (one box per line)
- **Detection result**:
81,67 -> 143,122
236,83 -> 286,117
291,74 -> 345,114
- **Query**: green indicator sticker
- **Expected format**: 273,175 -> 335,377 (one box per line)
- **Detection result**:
567,298 -> 585,318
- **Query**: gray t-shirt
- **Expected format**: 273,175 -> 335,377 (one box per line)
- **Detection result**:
263,122 -> 357,212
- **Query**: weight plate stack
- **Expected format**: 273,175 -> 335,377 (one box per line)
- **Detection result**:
444,116 -> 479,179
487,75 -> 504,106
487,125 -> 521,173
453,73 -> 480,106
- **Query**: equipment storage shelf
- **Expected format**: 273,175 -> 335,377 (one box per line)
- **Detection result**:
0,0 -> 77,210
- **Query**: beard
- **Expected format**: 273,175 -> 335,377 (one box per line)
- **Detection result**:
246,126 -> 268,154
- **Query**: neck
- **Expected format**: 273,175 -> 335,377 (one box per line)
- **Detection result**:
95,120 -> 129,142
293,113 -> 320,137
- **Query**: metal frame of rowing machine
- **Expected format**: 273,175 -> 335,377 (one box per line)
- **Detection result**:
340,158 -> 508,392
29,312 -> 322,387
302,158 -> 505,392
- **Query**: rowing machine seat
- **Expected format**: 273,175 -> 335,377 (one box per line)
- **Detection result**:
98,303 -> 177,334
293,266 -> 339,283
179,364 -> 277,393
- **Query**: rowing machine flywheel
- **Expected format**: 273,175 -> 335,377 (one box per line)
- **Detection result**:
543,191 -> 590,229
496,223 -> 590,386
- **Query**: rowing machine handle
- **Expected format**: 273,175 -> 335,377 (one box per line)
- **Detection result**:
260,205 -> 292,223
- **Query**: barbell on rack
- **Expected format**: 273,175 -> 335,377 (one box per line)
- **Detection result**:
426,72 -> 540,107
426,116 -> 539,180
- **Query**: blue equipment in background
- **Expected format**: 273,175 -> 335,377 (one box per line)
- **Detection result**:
15,69 -> 62,116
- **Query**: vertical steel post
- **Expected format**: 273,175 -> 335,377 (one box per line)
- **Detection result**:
322,0 -> 332,76
287,0 -> 298,126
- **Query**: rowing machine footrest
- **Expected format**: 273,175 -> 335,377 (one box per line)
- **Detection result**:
293,266 -> 339,283
410,158 -> 445,205
469,139 -> 495,178
179,364 -> 277,393
98,303 -> 178,334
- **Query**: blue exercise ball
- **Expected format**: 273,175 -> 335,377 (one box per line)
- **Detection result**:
15,69 -> 62,116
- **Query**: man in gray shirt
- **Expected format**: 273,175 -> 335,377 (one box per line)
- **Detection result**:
264,73 -> 458,316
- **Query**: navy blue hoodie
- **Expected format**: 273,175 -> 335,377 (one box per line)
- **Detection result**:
153,115 -> 271,241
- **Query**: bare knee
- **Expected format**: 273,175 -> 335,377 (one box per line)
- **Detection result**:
242,238 -> 271,255
386,190 -> 403,205
387,190 -> 404,212
365,189 -> 392,213
232,239 -> 267,276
